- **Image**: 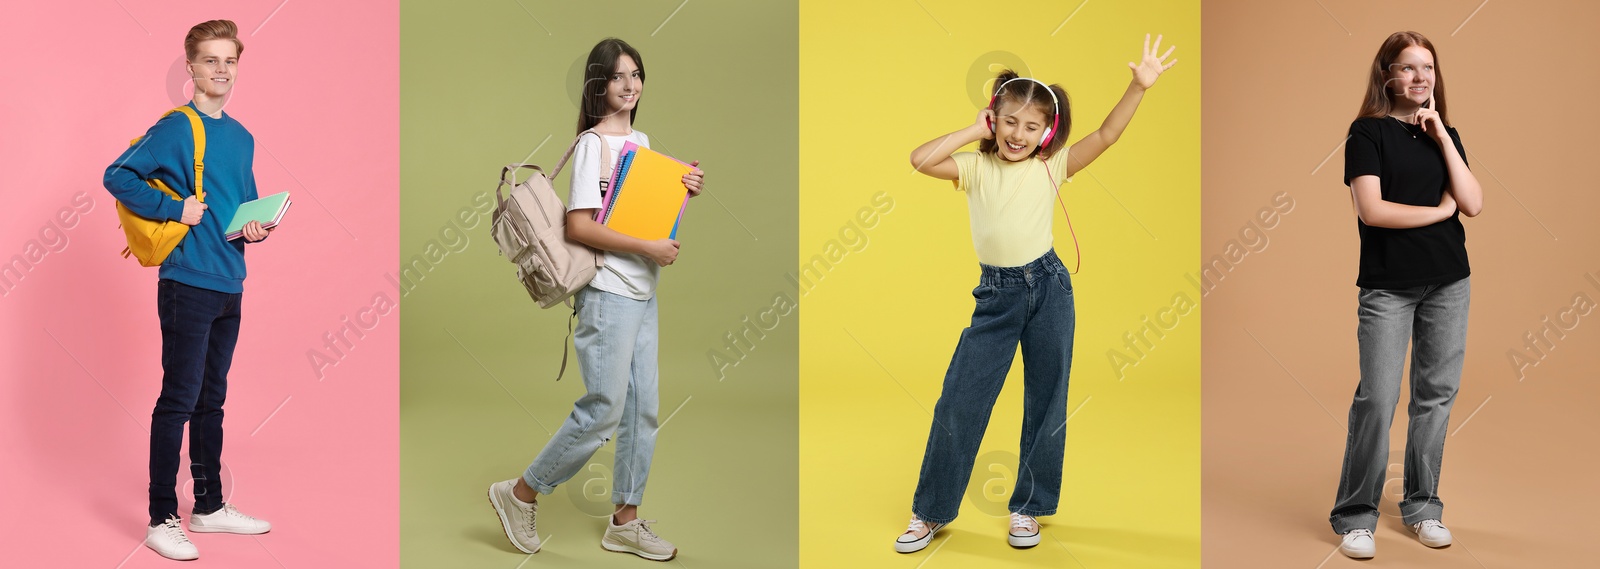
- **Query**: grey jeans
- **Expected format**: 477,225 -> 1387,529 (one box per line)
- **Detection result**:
1331,277 -> 1469,534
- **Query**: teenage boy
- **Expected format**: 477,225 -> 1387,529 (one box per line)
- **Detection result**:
103,19 -> 273,561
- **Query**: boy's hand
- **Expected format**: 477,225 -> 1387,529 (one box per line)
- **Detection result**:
241,220 -> 271,242
644,238 -> 680,267
682,161 -> 704,197
180,196 -> 207,226
1129,33 -> 1178,90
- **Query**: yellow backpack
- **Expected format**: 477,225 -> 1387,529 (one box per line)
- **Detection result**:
115,105 -> 206,267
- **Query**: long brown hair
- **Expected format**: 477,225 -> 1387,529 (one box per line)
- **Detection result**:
576,38 -> 645,135
1357,31 -> 1448,125
979,69 -> 1070,159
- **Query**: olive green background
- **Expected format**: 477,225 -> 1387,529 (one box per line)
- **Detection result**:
399,2 -> 798,567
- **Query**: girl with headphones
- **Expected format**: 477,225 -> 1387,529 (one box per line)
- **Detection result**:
895,34 -> 1177,553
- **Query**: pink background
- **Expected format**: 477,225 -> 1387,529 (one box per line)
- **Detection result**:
0,1 -> 398,567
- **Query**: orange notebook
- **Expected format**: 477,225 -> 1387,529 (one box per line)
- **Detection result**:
602,143 -> 693,240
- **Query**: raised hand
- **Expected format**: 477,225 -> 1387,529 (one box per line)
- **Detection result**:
1129,33 -> 1178,90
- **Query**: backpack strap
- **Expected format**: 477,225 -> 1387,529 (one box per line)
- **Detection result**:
550,130 -> 618,380
126,106 -> 207,201
167,106 -> 207,203
550,128 -> 608,181
118,106 -> 207,260
498,129 -> 613,217
555,298 -> 577,381
594,134 -> 611,193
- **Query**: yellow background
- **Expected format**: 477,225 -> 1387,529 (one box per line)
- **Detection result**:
799,1 -> 1201,567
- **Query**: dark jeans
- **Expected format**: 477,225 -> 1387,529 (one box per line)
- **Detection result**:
1330,277 -> 1470,533
149,279 -> 242,526
912,249 -> 1075,524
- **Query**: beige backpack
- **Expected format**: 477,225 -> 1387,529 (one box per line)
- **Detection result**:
490,130 -> 611,379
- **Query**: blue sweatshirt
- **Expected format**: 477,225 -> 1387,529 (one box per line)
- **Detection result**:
104,102 -> 259,293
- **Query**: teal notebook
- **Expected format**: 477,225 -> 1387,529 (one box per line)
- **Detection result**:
225,192 -> 292,240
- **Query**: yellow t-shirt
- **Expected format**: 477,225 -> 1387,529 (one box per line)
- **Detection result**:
952,150 -> 1068,267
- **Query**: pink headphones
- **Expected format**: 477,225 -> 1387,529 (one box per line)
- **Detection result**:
986,77 -> 1061,148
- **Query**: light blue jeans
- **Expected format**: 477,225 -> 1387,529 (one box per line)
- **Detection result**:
523,286 -> 660,506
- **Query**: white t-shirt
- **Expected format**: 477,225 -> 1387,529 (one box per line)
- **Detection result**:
568,129 -> 658,300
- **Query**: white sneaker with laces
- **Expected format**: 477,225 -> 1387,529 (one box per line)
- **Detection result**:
487,479 -> 541,554
145,515 -> 199,561
1008,512 -> 1041,548
894,516 -> 945,554
189,503 -> 271,535
1339,528 -> 1376,559
602,517 -> 677,561
1411,519 -> 1452,548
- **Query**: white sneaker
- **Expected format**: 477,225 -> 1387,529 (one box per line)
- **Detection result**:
1008,512 -> 1041,548
1411,519 -> 1452,548
602,517 -> 677,561
487,479 -> 541,554
189,503 -> 272,535
1339,528 -> 1376,559
145,515 -> 199,561
894,516 -> 945,554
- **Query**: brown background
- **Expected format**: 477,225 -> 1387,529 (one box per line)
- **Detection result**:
1202,0 -> 1600,567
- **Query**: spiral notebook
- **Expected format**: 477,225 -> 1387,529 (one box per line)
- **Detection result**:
596,148 -> 637,221
597,142 -> 692,240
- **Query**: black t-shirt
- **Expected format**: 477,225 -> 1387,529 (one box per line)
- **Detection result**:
1343,116 -> 1471,290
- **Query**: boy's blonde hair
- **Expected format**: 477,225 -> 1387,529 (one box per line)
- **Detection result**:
184,20 -> 244,62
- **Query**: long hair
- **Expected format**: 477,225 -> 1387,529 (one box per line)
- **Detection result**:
978,69 -> 1070,159
1357,31 -> 1448,125
576,38 -> 645,135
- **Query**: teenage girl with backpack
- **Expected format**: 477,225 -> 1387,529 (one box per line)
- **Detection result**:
487,37 -> 704,562
894,35 -> 1177,553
